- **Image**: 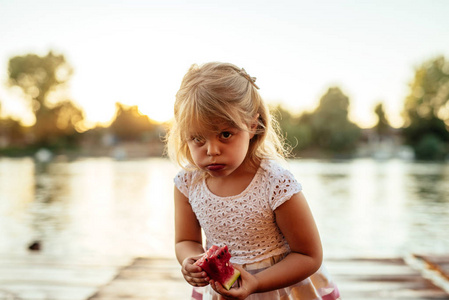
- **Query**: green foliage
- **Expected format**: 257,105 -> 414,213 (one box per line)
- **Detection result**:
6,51 -> 83,149
109,103 -> 157,141
276,87 -> 362,157
310,88 -> 361,153
2,50 -> 167,156
3,50 -> 449,161
402,56 -> 449,160
8,52 -> 72,108
0,117 -> 26,146
374,103 -> 391,137
32,101 -> 85,149
273,106 -> 309,151
414,134 -> 447,160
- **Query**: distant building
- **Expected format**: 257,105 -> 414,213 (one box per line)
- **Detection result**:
357,127 -> 414,160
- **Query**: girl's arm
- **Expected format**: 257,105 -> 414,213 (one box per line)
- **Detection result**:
174,185 -> 204,262
254,191 -> 323,291
174,186 -> 210,286
211,191 -> 323,297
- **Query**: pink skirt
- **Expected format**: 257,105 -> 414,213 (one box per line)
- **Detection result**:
191,254 -> 341,300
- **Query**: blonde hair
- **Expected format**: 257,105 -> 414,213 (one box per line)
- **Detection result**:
166,62 -> 289,170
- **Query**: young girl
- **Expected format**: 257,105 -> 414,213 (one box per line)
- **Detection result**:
166,62 -> 340,300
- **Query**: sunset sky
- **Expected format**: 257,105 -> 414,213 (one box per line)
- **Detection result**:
1,0 -> 448,128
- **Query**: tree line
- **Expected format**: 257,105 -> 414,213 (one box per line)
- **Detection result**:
0,51 -> 448,160
0,52 -> 162,156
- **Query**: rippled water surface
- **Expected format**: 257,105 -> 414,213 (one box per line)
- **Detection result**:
1,157 -> 448,262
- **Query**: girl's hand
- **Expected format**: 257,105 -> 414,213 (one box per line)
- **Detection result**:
209,265 -> 259,300
181,255 -> 210,287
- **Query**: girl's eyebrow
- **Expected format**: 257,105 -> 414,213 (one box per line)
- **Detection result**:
188,132 -> 204,137
214,127 -> 238,135
220,127 -> 238,132
187,123 -> 239,136
217,123 -> 240,130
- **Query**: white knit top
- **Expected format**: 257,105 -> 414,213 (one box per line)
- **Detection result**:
174,159 -> 302,265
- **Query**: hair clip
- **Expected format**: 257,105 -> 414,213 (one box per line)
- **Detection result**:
239,68 -> 260,89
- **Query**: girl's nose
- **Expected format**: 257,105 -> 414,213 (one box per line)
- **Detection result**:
206,141 -> 220,156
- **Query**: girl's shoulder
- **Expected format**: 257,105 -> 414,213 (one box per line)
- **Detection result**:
174,166 -> 203,197
260,159 -> 297,180
259,159 -> 303,210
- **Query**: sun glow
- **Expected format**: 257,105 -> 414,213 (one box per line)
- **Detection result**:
0,1 -> 448,131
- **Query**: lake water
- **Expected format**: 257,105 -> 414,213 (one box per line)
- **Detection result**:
0,157 -> 448,263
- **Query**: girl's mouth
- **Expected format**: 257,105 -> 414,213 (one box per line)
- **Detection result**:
206,164 -> 225,171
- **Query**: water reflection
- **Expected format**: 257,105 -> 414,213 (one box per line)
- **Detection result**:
0,157 -> 448,262
289,159 -> 449,258
405,163 -> 449,255
0,158 -> 179,261
0,158 -> 35,254
409,164 -> 449,203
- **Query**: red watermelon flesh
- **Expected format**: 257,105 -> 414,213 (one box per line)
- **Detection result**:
194,245 -> 241,290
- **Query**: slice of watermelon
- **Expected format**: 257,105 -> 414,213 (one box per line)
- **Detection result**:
194,245 -> 241,290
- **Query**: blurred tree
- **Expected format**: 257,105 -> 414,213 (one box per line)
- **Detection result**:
270,105 -> 302,149
402,56 -> 449,160
276,87 -> 361,157
7,51 -> 83,148
374,102 -> 391,138
109,102 -> 157,141
32,101 -> 85,148
0,117 -> 26,148
309,87 -> 361,154
273,105 -> 311,153
0,100 -> 26,149
8,51 -> 72,113
414,133 -> 446,160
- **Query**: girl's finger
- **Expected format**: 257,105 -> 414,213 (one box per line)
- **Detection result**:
185,263 -> 202,273
212,280 -> 232,297
186,272 -> 210,286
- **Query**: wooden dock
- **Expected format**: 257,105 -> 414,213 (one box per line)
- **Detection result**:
1,255 -> 448,300
88,256 -> 449,300
0,255 -> 129,300
87,257 -> 191,300
327,257 -> 449,299
414,255 -> 449,282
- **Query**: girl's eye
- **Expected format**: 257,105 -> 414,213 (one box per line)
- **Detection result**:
191,136 -> 205,144
220,131 -> 233,140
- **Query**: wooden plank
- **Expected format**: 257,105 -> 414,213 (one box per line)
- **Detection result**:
414,255 -> 449,281
90,257 -> 449,300
0,255 -> 125,300
1,256 -> 447,300
88,257 -> 191,300
327,258 -> 449,299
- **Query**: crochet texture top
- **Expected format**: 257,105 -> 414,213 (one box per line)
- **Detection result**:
174,159 -> 302,265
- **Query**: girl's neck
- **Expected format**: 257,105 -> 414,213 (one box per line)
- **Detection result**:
206,158 -> 261,197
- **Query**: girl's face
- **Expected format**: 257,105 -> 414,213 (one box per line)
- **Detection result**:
186,123 -> 254,178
